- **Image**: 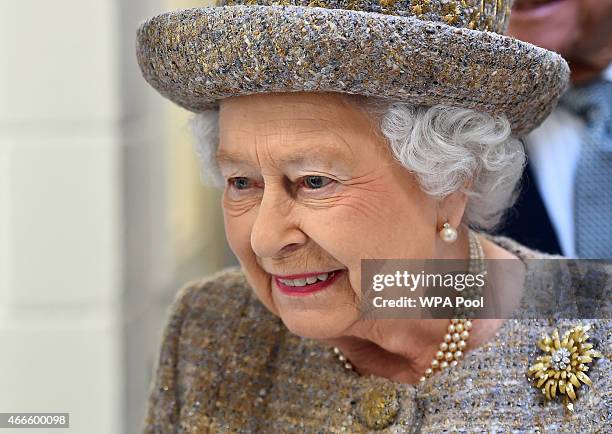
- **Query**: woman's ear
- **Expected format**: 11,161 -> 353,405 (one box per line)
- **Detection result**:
436,189 -> 469,230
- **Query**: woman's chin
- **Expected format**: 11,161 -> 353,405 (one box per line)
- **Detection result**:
278,309 -> 357,340
268,270 -> 359,338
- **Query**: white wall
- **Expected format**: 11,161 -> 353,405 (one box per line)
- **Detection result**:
0,1 -> 183,433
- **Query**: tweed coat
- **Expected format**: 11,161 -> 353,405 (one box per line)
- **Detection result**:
142,236 -> 611,433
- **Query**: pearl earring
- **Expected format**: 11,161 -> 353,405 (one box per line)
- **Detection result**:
439,222 -> 458,243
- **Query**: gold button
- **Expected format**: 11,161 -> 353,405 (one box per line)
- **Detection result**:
355,384 -> 400,430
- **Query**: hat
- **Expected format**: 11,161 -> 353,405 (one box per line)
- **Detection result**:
136,0 -> 569,136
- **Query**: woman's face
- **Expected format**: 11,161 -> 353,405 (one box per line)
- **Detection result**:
216,92 -> 440,339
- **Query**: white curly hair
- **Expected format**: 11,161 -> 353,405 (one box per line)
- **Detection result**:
189,94 -> 525,231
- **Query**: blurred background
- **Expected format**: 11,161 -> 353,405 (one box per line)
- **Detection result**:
0,1 -> 235,433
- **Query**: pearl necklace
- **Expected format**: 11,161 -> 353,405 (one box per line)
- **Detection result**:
332,230 -> 485,382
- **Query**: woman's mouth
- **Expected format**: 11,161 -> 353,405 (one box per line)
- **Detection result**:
512,0 -> 570,17
274,269 -> 344,296
514,0 -> 565,10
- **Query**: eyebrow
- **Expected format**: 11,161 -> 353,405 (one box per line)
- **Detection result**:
215,146 -> 352,170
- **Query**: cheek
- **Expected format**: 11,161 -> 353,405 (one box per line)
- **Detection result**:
576,2 -> 612,61
223,210 -> 253,261
223,207 -> 262,281
300,183 -> 436,292
330,181 -> 435,252
223,208 -> 281,314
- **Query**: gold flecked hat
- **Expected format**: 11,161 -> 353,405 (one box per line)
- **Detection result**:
136,0 -> 569,136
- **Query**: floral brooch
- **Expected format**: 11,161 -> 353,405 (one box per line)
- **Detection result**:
527,324 -> 602,411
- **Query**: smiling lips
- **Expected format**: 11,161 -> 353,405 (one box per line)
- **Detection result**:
514,0 -> 563,10
274,269 -> 344,295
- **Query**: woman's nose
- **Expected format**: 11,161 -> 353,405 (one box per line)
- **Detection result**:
250,189 -> 307,259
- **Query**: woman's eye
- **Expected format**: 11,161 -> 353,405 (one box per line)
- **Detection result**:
302,175 -> 333,190
228,177 -> 252,190
227,175 -> 333,194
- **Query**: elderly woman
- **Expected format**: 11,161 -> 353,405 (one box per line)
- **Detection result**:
136,0 -> 610,432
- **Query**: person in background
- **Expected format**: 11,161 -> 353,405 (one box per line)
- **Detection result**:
500,0 -> 612,258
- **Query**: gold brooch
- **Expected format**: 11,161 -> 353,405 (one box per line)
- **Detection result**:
527,324 -> 602,412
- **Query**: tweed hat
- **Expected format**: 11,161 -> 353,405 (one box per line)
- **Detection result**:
136,0 -> 569,136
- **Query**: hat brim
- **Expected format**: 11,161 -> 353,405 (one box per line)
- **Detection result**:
136,5 -> 569,137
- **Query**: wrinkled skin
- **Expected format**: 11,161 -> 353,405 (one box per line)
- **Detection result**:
216,92 -> 517,383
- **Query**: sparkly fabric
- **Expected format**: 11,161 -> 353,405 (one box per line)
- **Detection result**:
142,236 -> 611,433
135,1 -> 569,137
221,0 -> 511,33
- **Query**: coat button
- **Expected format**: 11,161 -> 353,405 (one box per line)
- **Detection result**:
355,383 -> 400,430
